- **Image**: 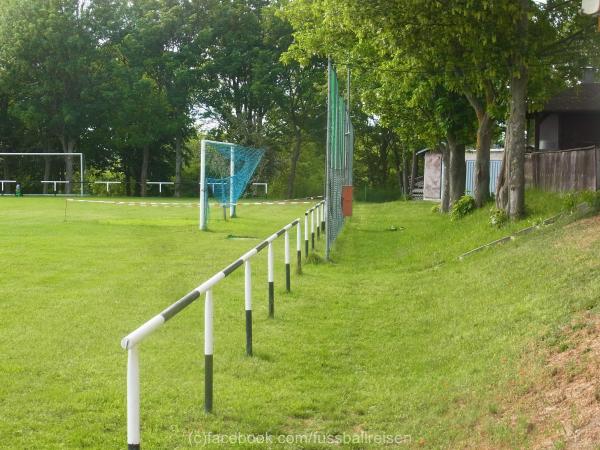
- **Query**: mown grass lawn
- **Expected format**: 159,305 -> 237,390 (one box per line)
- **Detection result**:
1,192 -> 597,449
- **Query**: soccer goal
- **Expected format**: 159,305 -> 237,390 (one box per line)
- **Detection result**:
199,140 -> 264,230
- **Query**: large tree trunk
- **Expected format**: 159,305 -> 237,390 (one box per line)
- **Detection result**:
287,127 -> 302,199
174,136 -> 182,198
448,133 -> 466,206
440,145 -> 450,213
474,113 -> 492,206
409,150 -> 418,196
140,145 -> 149,197
60,136 -> 76,195
464,92 -> 494,207
496,0 -> 528,219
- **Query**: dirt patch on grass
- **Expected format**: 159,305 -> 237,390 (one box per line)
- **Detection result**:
559,215 -> 600,250
477,312 -> 600,449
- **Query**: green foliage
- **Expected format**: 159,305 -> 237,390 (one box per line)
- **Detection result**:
562,191 -> 600,212
489,207 -> 508,228
450,195 -> 476,221
431,204 -> 441,214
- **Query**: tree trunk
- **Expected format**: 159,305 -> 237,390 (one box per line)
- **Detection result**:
410,150 -> 418,196
448,133 -> 466,206
474,113 -> 492,206
496,0 -> 528,219
402,152 -> 410,198
175,136 -> 182,198
464,92 -> 494,207
140,145 -> 149,197
60,136 -> 75,195
287,127 -> 302,199
440,145 -> 450,213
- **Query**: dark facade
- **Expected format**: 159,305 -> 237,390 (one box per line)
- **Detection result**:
534,79 -> 600,151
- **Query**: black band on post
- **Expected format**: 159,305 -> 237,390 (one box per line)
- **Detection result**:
245,310 -> 252,357
311,233 -> 315,250
205,354 -> 213,413
297,250 -> 302,275
305,240 -> 308,258
128,444 -> 140,450
268,282 -> 274,318
285,263 -> 291,292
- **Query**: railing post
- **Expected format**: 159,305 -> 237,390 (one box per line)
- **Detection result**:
321,201 -> 326,233
244,260 -> 252,356
316,205 -> 320,240
311,208 -> 315,250
268,242 -> 274,318
127,347 -> 141,450
204,290 -> 213,413
304,213 -> 309,258
285,230 -> 290,292
296,221 -> 302,275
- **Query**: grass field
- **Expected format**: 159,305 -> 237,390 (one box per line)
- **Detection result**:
1,192 -> 598,449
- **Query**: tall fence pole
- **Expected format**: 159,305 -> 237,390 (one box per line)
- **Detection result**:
284,230 -> 291,292
296,220 -> 302,274
268,242 -> 274,318
244,260 -> 252,356
204,289 -> 214,413
127,347 -> 141,450
321,202 -> 326,233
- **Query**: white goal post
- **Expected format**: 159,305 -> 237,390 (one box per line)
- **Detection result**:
0,152 -> 85,196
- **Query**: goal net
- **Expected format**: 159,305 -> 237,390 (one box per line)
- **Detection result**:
199,140 -> 264,230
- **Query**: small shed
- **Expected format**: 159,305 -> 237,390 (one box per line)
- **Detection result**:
423,149 -> 504,201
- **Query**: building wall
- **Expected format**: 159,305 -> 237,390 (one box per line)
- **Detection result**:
423,152 -> 442,200
560,113 -> 600,149
538,113 -> 559,150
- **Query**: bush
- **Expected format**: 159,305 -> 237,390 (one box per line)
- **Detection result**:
431,204 -> 441,214
450,195 -> 476,221
489,207 -> 508,228
562,191 -> 600,212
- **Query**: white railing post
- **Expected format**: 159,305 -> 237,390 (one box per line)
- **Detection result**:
127,347 -> 141,450
268,242 -> 274,318
296,221 -> 302,274
244,260 -> 252,356
304,213 -> 309,258
311,208 -> 315,250
204,289 -> 213,412
316,204 -> 321,240
285,230 -> 290,292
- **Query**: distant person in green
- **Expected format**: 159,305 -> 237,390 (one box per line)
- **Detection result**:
15,183 -> 22,197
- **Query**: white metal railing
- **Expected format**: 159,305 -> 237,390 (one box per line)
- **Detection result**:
120,202 -> 326,449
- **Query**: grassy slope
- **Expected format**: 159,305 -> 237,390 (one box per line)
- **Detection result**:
0,192 -> 596,449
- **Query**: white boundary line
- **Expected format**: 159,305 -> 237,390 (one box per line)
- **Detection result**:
67,199 -> 313,208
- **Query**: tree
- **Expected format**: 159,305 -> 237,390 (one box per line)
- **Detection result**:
0,0 -> 98,193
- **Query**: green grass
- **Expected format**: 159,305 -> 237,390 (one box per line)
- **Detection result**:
1,191 -> 598,449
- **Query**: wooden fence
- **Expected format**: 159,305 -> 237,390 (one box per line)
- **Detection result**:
525,146 -> 600,192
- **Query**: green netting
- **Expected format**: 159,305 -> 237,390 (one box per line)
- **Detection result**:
202,140 -> 264,225
326,62 -> 354,259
